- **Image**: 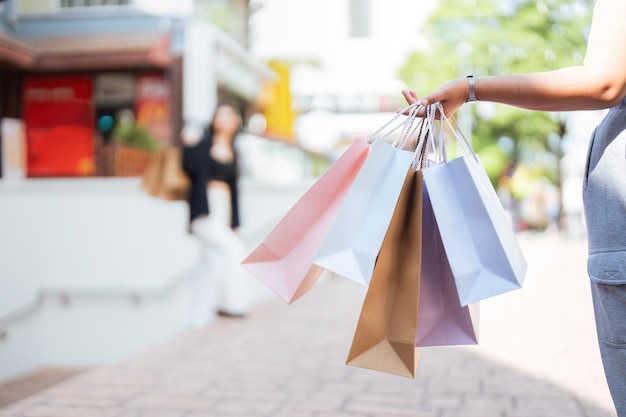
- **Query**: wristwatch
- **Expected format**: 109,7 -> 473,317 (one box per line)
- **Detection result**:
466,75 -> 478,102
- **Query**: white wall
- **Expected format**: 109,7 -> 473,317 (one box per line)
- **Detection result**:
183,21 -> 218,128
0,177 -> 309,382
0,179 -> 198,291
135,0 -> 194,17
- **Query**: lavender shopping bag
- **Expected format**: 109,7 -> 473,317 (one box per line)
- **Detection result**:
415,182 -> 479,346
313,139 -> 414,286
241,139 -> 370,303
422,105 -> 527,306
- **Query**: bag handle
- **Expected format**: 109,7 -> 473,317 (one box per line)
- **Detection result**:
366,102 -> 422,146
448,114 -> 476,161
411,106 -> 445,169
393,103 -> 423,149
422,102 -> 477,165
411,106 -> 432,169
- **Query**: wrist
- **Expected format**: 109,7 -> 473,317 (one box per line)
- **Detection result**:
465,75 -> 478,102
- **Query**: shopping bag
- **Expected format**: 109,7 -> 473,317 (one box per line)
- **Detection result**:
313,139 -> 414,286
241,139 -> 371,303
141,149 -> 163,196
415,182 -> 480,346
142,147 -> 191,201
158,147 -> 191,200
422,105 -> 527,306
346,168 -> 422,378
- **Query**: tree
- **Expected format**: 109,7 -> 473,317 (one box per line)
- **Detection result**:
398,0 -> 592,228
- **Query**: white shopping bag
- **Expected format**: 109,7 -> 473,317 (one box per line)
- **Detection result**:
422,104 -> 527,306
313,139 -> 414,286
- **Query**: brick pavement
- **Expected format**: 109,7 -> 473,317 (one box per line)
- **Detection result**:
0,369 -> 85,409
0,234 -> 618,417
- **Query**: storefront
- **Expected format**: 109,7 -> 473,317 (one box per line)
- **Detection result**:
19,70 -> 174,177
0,26 -> 176,177
0,14 -> 273,179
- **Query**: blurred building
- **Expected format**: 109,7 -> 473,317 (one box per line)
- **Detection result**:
0,0 -> 273,178
0,0 -> 290,383
250,0 -> 438,153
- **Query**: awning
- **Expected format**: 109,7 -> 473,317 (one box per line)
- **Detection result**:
0,31 -> 171,71
0,34 -> 36,69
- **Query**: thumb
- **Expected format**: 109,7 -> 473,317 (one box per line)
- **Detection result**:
420,94 -> 438,107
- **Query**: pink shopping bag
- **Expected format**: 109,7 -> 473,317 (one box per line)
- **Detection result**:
415,182 -> 479,346
241,139 -> 371,304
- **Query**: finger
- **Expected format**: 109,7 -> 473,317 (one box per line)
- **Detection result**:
401,90 -> 419,104
420,96 -> 432,107
400,91 -> 425,115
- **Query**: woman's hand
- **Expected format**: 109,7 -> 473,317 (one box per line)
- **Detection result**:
402,78 -> 469,117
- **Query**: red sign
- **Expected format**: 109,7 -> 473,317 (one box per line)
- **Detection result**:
135,73 -> 172,146
23,75 -> 95,177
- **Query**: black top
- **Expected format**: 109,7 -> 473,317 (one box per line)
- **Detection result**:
182,132 -> 240,229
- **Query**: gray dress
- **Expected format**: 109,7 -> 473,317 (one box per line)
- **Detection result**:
582,96 -> 626,416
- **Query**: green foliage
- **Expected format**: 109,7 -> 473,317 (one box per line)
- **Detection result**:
477,143 -> 507,184
114,122 -> 160,151
398,0 -> 592,186
196,1 -> 247,44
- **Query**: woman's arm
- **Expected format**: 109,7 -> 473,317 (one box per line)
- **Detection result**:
404,0 -> 626,116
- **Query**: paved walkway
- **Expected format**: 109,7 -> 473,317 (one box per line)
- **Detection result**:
0,369 -> 85,409
0,234 -> 618,417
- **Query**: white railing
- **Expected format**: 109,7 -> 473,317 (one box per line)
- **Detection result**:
0,267 -> 194,337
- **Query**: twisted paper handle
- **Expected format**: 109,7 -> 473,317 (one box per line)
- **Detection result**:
366,102 -> 422,147
432,102 -> 476,164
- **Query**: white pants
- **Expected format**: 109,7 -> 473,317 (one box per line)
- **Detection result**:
189,185 -> 250,327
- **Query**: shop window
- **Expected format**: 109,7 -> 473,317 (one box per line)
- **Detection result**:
95,72 -> 171,177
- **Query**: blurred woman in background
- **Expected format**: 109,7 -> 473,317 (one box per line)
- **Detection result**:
183,104 -> 250,327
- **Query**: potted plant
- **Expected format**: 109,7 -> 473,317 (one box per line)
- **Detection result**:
111,112 -> 160,177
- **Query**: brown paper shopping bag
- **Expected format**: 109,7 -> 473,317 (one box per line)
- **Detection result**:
157,147 -> 190,200
142,148 -> 190,201
346,168 -> 423,378
141,149 -> 163,196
